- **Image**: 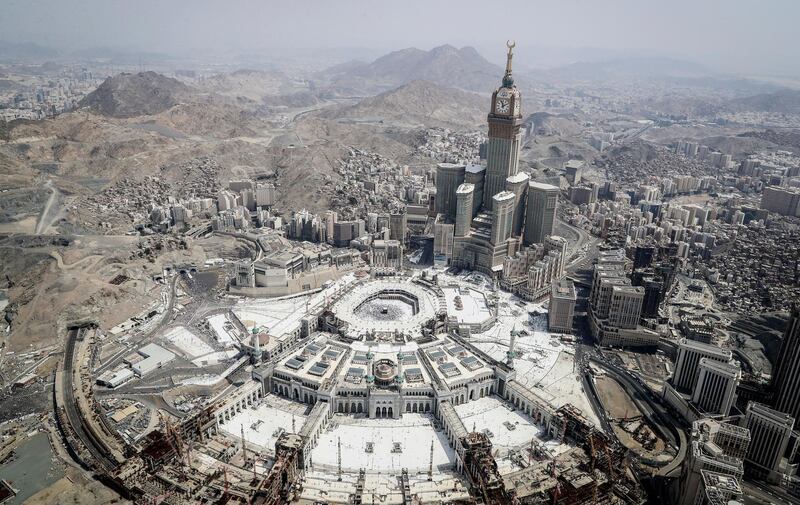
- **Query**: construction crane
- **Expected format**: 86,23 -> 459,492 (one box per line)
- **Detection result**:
551,480 -> 561,505
604,444 -> 615,481
163,417 -> 188,481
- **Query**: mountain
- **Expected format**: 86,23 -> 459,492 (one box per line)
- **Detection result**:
725,88 -> 800,115
78,71 -> 193,118
527,112 -> 584,137
198,69 -> 298,103
320,45 -> 503,94
324,80 -> 486,128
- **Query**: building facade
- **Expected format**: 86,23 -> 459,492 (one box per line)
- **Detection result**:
773,306 -> 800,422
672,339 -> 732,393
524,182 -> 559,245
435,163 -> 467,222
744,401 -> 796,483
691,358 -> 740,416
549,280 -> 576,333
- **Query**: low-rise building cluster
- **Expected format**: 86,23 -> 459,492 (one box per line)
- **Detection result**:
415,127 -> 486,164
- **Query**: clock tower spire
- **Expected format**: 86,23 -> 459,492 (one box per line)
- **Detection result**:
503,40 -> 515,87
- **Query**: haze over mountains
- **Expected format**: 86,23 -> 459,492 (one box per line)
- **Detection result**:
324,80 -> 486,128
318,44 -> 503,94
46,36 -> 800,136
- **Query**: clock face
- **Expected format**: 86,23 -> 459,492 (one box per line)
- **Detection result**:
496,98 -> 510,114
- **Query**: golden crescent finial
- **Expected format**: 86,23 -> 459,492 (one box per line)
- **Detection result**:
506,40 -> 516,50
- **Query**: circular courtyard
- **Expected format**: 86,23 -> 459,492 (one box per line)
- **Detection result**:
331,279 -> 440,341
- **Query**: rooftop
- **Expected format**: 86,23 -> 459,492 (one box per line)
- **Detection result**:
456,183 -> 475,195
552,280 -> 576,300
529,181 -> 559,191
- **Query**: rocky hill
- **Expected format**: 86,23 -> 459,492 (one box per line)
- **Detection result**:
321,45 -> 502,94
197,69 -> 297,103
325,80 -> 486,128
527,112 -> 584,137
78,71 -> 193,118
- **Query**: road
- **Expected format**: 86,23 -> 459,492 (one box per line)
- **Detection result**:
60,326 -> 118,471
587,354 -> 688,477
580,368 -> 614,434
742,480 -> 796,505
35,179 -> 60,235
555,218 -> 599,266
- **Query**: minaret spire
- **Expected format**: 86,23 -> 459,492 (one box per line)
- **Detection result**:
507,322 -> 518,368
503,40 -> 516,87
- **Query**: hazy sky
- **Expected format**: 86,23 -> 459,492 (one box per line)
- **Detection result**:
4,0 -> 799,75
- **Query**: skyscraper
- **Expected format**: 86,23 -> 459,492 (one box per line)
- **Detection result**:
389,212 -> 407,243
464,165 -> 485,216
672,339 -> 732,393
505,172 -> 529,237
608,285 -> 644,329
549,279 -> 576,333
433,222 -> 455,265
490,191 -> 516,245
482,42 -> 522,209
455,183 -> 474,237
772,306 -> 800,421
434,162 -> 466,221
524,182 -> 559,245
691,358 -> 740,416
452,44 -> 528,276
744,401 -> 795,483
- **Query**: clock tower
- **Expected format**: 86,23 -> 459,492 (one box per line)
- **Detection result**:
483,41 -> 523,210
